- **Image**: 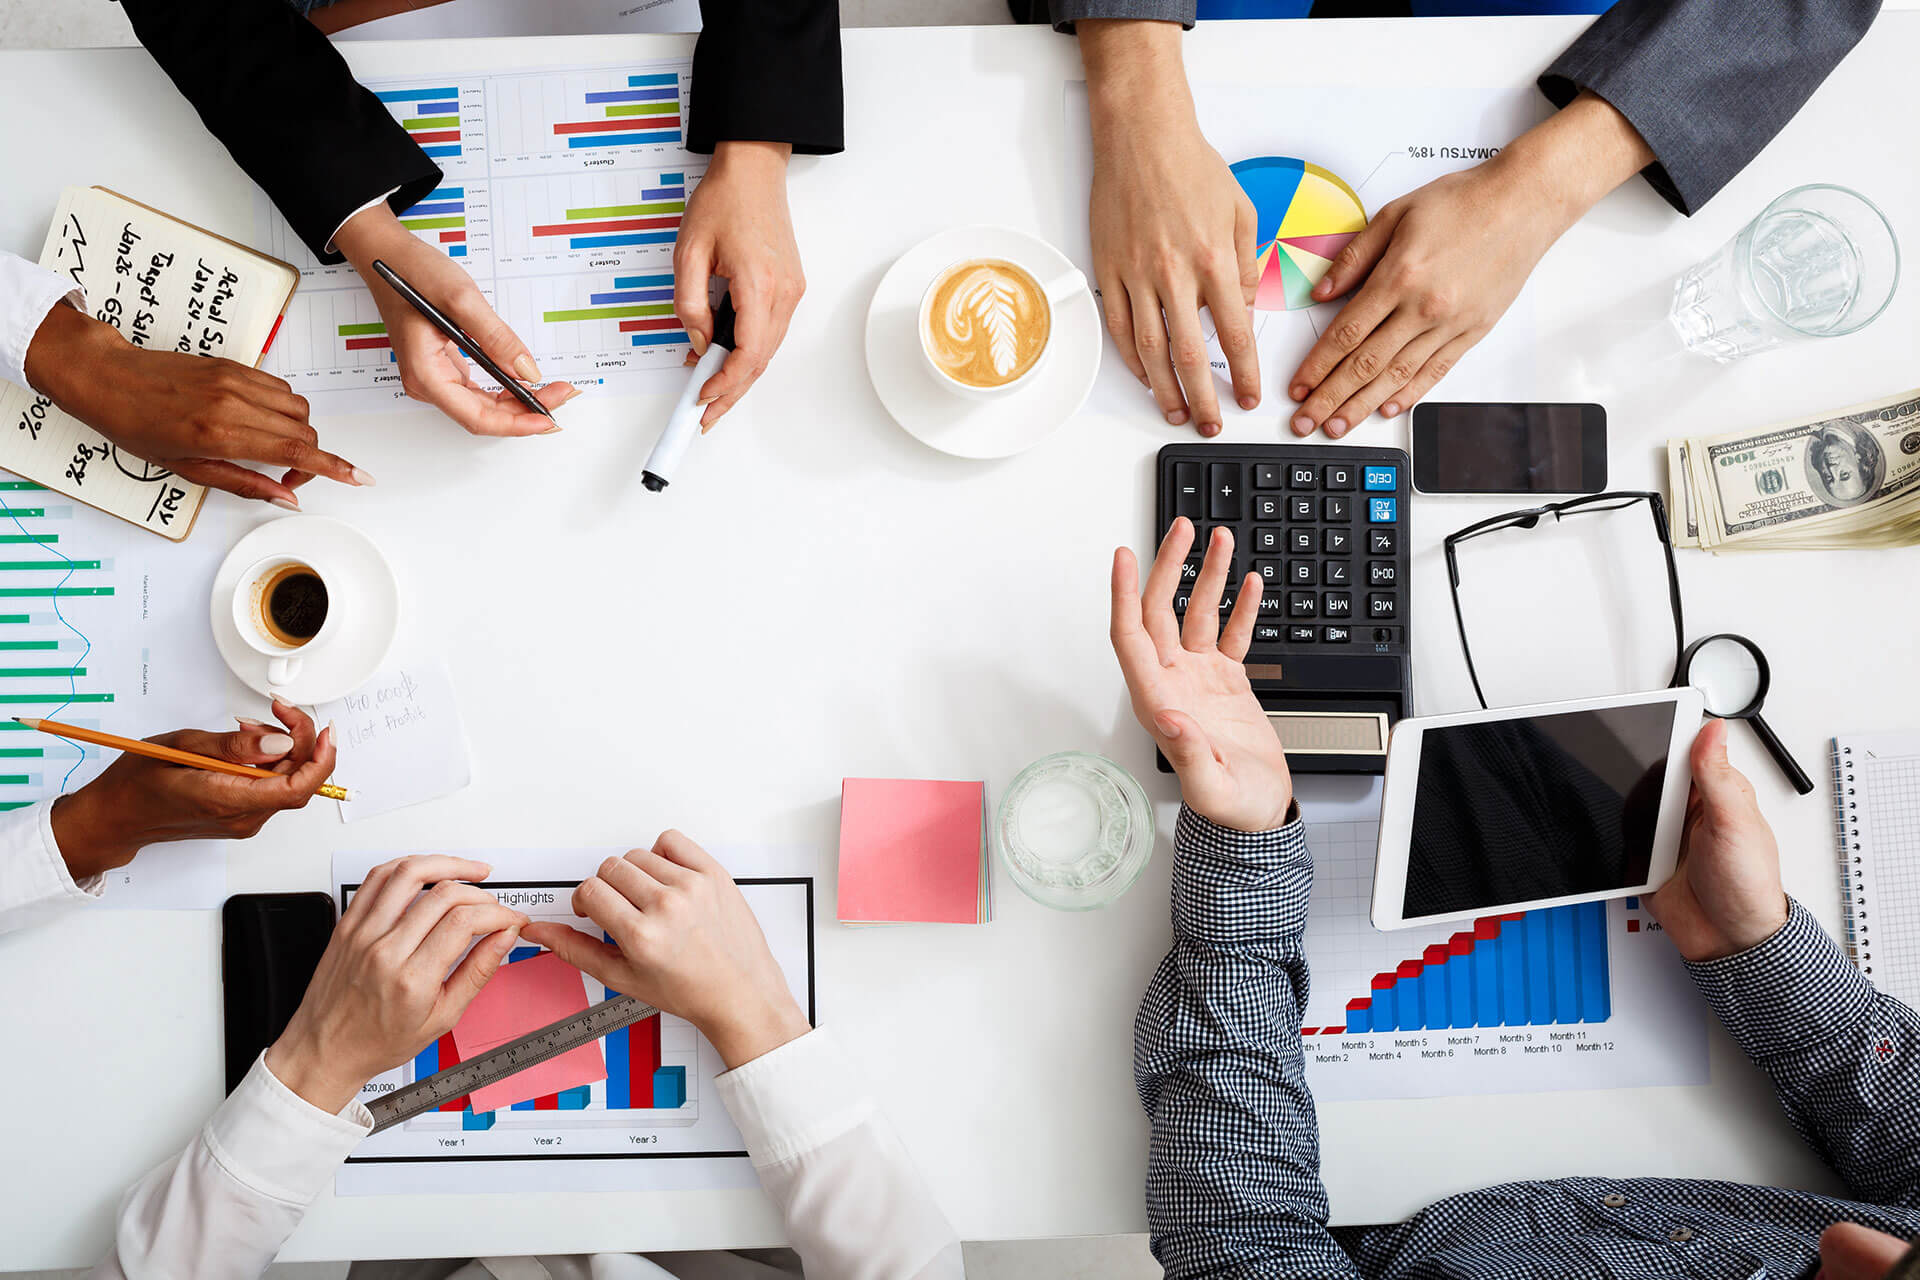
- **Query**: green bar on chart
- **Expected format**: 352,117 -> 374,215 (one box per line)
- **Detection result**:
0,668 -> 83,678
542,304 -> 675,323
0,560 -> 98,571
0,748 -> 43,757
604,103 -> 679,117
337,322 -> 388,337
0,536 -> 57,544
562,201 -> 683,219
0,802 -> 31,811
400,216 -> 466,231
0,588 -> 112,597
0,642 -> 56,651
0,693 -> 112,703
1,510 -> 44,519
0,616 -> 25,624
0,482 -> 45,491
402,115 -> 459,129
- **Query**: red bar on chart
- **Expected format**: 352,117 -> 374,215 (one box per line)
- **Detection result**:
630,1013 -> 662,1108
618,317 -> 683,333
410,130 -> 461,144
554,117 -> 679,136
1423,945 -> 1449,967
440,230 -> 466,243
1395,959 -> 1423,981
1473,917 -> 1503,940
1346,997 -> 1372,1013
1449,932 -> 1475,957
1371,972 -> 1396,990
344,337 -> 392,352
435,1033 -> 468,1112
535,1093 -> 559,1110
530,216 -> 678,238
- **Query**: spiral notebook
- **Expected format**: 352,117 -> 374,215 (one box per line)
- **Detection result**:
1833,731 -> 1920,1008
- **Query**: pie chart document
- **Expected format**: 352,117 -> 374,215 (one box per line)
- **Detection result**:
1062,82 -> 1549,428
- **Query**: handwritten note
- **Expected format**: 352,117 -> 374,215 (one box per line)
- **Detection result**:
317,659 -> 472,822
0,187 -> 298,539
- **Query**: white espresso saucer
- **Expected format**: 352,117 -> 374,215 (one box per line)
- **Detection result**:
210,516 -> 400,705
866,225 -> 1102,459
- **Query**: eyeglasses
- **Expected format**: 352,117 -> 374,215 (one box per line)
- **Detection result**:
1443,491 -> 1686,710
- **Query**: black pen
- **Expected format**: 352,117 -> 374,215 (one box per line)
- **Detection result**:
370,258 -> 555,422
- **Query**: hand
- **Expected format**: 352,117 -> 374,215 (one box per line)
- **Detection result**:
1817,1222 -> 1914,1280
1081,19 -> 1259,437
1647,719 -> 1791,962
1110,517 -> 1293,832
520,831 -> 810,1070
334,204 -> 576,436
22,302 -> 366,509
49,701 -> 339,880
1285,91 -> 1655,438
673,141 -> 804,430
267,855 -> 528,1113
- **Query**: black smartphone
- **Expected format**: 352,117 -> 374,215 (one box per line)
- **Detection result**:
221,892 -> 335,1093
1411,402 -> 1607,495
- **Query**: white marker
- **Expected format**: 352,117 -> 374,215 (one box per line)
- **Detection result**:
642,296 -> 735,493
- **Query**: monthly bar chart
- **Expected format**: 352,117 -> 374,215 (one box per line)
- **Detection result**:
532,176 -> 685,251
498,272 -> 691,372
556,73 -> 682,149
376,84 -> 473,160
398,186 -> 488,262
264,289 -> 409,390
488,168 -> 697,266
488,67 -> 686,168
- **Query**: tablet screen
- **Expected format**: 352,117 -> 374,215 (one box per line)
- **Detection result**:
1404,702 -> 1677,920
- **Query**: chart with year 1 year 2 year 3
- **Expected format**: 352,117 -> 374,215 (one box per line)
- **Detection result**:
1290,779 -> 1711,1103
254,59 -> 705,413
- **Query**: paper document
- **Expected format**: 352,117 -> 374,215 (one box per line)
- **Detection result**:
317,659 -> 472,821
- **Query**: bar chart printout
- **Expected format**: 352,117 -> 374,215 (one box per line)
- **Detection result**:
1291,783 -> 1709,1102
336,848 -> 814,1196
374,81 -> 486,173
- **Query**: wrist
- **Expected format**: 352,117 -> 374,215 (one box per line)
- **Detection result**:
265,1033 -> 367,1116
1499,91 -> 1652,231
1081,20 -> 1191,133
22,301 -> 116,407
50,788 -> 142,880
332,202 -> 408,270
699,994 -> 811,1072
709,139 -> 792,184
1677,894 -> 1792,963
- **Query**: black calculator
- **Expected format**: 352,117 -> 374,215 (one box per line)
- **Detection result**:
1155,443 -> 1412,775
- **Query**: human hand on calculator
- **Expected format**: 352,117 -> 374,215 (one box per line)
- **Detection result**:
1111,516 -> 1294,833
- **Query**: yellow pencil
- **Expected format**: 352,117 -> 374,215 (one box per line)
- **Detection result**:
14,716 -> 351,802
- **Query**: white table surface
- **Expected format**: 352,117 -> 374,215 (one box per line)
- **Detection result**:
2,16 -> 1918,1270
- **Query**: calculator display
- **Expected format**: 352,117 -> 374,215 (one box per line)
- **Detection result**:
1268,711 -> 1387,754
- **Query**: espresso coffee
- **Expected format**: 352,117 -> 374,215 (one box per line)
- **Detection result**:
921,258 -> 1051,389
257,563 -> 328,647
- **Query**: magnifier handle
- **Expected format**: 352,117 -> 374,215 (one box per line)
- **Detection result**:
1749,713 -> 1814,796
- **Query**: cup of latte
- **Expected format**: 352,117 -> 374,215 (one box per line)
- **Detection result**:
230,553 -> 338,689
917,256 -> 1085,400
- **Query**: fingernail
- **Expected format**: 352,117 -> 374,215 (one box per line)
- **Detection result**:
1291,414 -> 1315,435
1153,712 -> 1181,739
562,387 -> 584,405
272,698 -> 294,712
271,497 -> 300,512
236,716 -> 269,729
689,330 -> 709,357
1314,281 -> 1332,298
1290,384 -> 1308,402
541,422 -> 564,434
259,732 -> 295,756
350,467 -> 376,487
1382,402 -> 1401,419
1238,396 -> 1257,411
1327,417 -> 1348,436
695,394 -> 719,408
1200,421 -> 1221,438
1167,409 -> 1188,427
513,355 -> 541,383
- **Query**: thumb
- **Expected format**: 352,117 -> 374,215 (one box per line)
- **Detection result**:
518,921 -> 625,988
444,925 -> 521,1011
445,286 -> 542,386
1153,709 -> 1222,778
1313,202 -> 1399,302
153,727 -> 294,766
1689,717 -> 1735,793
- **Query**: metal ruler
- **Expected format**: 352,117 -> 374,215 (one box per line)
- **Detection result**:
367,993 -> 659,1133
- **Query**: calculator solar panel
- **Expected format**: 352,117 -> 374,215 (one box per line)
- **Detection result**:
1155,444 -> 1412,775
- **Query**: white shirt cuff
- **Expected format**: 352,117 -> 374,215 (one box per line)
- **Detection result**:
713,1028 -> 873,1169
208,1052 -> 373,1206
0,250 -> 85,392
327,188 -> 401,258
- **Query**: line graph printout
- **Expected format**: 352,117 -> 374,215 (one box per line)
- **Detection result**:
255,60 -> 702,412
332,846 -> 816,1195
1291,777 -> 1709,1102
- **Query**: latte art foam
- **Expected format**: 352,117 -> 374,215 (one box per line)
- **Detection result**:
921,259 -> 1051,388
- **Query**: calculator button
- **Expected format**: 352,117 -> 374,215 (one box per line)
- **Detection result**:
1254,463 -> 1285,489
1290,560 -> 1315,585
1322,495 -> 1351,522
1323,592 -> 1353,617
1369,594 -> 1398,619
1324,463 -> 1356,490
1288,592 -> 1317,617
1173,592 -> 1190,614
1215,590 -> 1236,616
1368,528 -> 1397,554
1253,494 -> 1285,521
1289,464 -> 1318,489
1209,464 -> 1243,521
1322,527 -> 1352,554
1288,625 -> 1316,643
1254,623 -> 1284,644
1290,528 -> 1314,554
1174,462 -> 1204,521
1325,561 -> 1352,585
1363,464 -> 1399,492
1323,624 -> 1351,643
1253,558 -> 1282,583
1368,497 -> 1398,523
1289,496 -> 1315,521
1180,557 -> 1202,584
1254,527 -> 1283,554
1259,594 -> 1286,616
1368,561 -> 1397,586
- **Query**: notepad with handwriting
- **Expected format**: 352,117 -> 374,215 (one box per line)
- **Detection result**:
1833,731 -> 1920,1009
838,778 -> 990,925
0,187 -> 299,539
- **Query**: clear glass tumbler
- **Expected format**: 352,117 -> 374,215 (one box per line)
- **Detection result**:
995,752 -> 1153,911
1669,184 -> 1899,362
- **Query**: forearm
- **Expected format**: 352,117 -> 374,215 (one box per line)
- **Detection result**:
1496,90 -> 1655,237
1134,807 -> 1358,1278
1079,19 -> 1193,141
1689,898 -> 1920,1206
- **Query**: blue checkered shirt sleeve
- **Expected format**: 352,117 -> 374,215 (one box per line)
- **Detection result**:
1133,805 -> 1361,1279
1686,897 -> 1920,1208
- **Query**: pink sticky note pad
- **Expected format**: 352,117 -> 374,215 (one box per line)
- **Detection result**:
838,778 -> 985,924
451,950 -> 606,1114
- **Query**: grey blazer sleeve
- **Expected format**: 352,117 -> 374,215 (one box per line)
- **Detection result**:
1008,0 -> 1194,33
1539,0 -> 1882,215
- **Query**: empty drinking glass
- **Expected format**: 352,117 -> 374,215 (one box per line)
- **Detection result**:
1669,184 -> 1899,362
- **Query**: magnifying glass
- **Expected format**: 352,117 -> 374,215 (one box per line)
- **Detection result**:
1679,633 -> 1813,795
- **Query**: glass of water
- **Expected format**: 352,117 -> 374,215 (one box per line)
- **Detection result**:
1669,184 -> 1899,362
995,752 -> 1153,911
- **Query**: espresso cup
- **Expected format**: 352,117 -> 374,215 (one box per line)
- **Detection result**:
230,554 -> 338,689
917,257 -> 1086,401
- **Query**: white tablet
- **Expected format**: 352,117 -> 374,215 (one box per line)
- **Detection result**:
1370,688 -> 1703,931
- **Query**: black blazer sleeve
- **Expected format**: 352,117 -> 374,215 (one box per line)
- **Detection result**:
688,0 -> 844,155
121,0 -> 443,264
1540,0 -> 1882,216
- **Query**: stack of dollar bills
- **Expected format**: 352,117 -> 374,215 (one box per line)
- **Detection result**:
1668,388 -> 1920,550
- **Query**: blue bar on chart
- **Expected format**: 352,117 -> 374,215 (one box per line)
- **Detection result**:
1334,902 -> 1613,1035
557,1086 -> 590,1110
652,1065 -> 686,1109
462,1109 -> 496,1131
375,87 -> 459,102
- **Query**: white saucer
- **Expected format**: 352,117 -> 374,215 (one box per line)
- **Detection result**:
866,226 -> 1102,459
210,516 -> 401,705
